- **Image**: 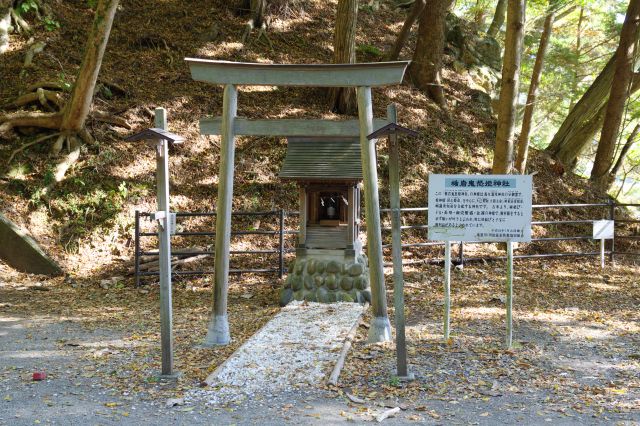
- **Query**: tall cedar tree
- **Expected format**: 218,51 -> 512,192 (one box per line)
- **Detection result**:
408,0 -> 453,106
487,0 -> 506,37
387,0 -> 426,61
492,0 -> 525,174
329,0 -> 358,114
514,8 -> 555,174
591,0 -> 640,186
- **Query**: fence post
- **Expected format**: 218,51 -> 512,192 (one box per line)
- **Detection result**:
458,241 -> 464,266
134,210 -> 140,287
279,209 -> 285,279
609,200 -> 615,264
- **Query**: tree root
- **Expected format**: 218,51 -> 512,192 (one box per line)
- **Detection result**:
0,111 -> 62,136
10,9 -> 30,34
92,110 -> 131,129
23,40 -> 45,68
6,89 -> 63,109
26,81 -> 68,92
7,132 -> 61,163
241,19 -> 273,51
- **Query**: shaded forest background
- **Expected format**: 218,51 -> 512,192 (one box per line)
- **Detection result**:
0,0 -> 639,277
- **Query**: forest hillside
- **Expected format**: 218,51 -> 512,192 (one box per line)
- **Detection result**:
0,0 -> 636,278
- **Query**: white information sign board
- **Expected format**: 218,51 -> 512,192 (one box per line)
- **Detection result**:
428,174 -> 533,242
593,220 -> 614,240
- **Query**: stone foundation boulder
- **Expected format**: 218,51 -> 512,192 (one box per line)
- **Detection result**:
280,254 -> 371,306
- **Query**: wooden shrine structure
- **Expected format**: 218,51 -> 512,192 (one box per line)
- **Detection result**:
186,59 -> 409,346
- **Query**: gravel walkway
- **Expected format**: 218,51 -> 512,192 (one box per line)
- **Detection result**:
188,301 -> 365,406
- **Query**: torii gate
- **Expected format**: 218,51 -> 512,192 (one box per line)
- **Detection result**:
186,58 -> 410,346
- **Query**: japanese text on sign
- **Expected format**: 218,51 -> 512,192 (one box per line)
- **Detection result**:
428,174 -> 533,242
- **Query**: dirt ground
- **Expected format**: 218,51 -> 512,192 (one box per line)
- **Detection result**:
1,257 -> 639,425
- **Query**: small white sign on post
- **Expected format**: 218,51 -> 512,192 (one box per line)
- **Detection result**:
428,174 -> 533,348
593,220 -> 614,269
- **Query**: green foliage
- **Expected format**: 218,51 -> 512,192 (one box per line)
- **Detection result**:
43,16 -> 59,31
15,0 -> 39,17
356,44 -> 383,57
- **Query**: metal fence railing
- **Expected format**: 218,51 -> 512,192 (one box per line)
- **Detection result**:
133,201 -> 640,284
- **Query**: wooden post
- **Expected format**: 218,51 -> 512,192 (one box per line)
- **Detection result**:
505,241 -> 513,349
298,188 -> 307,247
279,209 -> 285,278
154,107 -> 176,376
444,240 -> 451,341
387,104 -> 410,377
357,86 -> 391,343
203,84 -> 237,346
347,185 -> 355,246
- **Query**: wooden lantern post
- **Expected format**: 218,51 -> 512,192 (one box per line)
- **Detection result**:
125,109 -> 184,377
366,106 -> 419,377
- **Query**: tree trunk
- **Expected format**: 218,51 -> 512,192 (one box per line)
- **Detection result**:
548,73 -> 640,171
609,122 -> 640,185
590,0 -> 640,185
487,0 -> 506,37
251,0 -> 266,27
407,0 -> 452,106
60,0 -> 119,133
492,0 -> 525,174
329,0 -> 358,114
514,9 -> 555,174
568,6 -> 584,111
387,0 -> 426,61
0,0 -> 11,54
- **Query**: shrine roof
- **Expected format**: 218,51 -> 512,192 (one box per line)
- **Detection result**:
279,137 -> 362,181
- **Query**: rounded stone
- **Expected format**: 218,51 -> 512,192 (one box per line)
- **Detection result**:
327,291 -> 338,303
305,290 -> 318,302
326,261 -> 341,274
315,261 -> 326,274
361,289 -> 372,303
314,274 -> 325,287
326,273 -> 338,290
348,263 -> 364,276
283,277 -> 292,289
341,293 -> 354,303
340,276 -> 354,291
279,288 -> 293,306
291,275 -> 302,291
293,290 -> 303,300
316,287 -> 329,303
295,260 -> 304,274
306,259 -> 316,275
304,275 -> 315,290
354,276 -> 366,290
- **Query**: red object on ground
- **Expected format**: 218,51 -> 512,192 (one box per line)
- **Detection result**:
32,371 -> 46,381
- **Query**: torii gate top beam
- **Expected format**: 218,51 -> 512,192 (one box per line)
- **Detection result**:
185,58 -> 409,87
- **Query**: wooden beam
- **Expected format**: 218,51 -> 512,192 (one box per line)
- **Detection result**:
200,118 -> 389,137
186,59 -> 410,87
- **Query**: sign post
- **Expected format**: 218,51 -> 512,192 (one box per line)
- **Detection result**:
444,241 -> 451,341
428,174 -> 532,348
593,220 -> 614,269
